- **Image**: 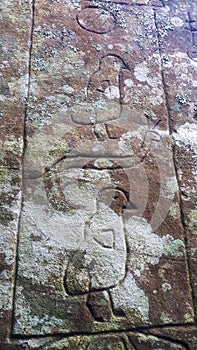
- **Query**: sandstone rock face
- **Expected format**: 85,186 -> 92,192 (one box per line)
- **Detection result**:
0,0 -> 32,342
0,0 -> 196,349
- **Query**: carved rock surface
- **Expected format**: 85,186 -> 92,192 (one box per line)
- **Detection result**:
0,0 -> 32,343
0,0 -> 197,349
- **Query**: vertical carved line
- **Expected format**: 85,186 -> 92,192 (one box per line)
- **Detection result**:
10,0 -> 36,335
153,8 -> 197,323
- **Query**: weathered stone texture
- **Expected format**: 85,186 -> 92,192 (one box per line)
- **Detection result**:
0,0 -> 197,349
3,332 -> 191,349
10,0 -> 193,336
155,0 -> 197,319
0,0 -> 32,342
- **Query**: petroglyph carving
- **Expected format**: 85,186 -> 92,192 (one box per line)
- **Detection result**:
61,160 -> 129,295
70,54 -> 130,124
87,54 -> 130,111
42,134 -> 171,232
8,0 -> 196,341
77,6 -> 116,34
64,210 -> 126,294
50,153 -> 180,324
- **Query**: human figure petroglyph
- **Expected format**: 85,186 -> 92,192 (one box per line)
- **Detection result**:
42,156 -> 164,322
61,165 -> 130,319
59,164 -> 176,322
42,155 -> 146,320
41,135 -> 181,322
64,203 -> 127,297
57,159 -> 130,295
